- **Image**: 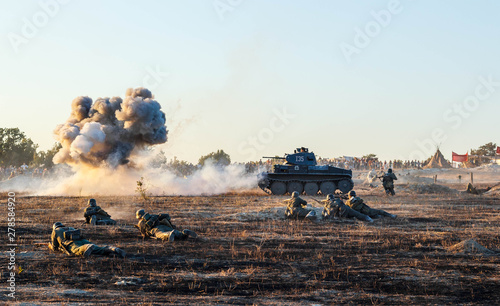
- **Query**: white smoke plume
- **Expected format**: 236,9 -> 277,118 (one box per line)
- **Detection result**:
36,162 -> 257,196
0,162 -> 258,196
0,87 -> 259,196
53,87 -> 167,168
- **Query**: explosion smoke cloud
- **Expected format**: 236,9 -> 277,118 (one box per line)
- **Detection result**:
0,87 -> 259,196
53,87 -> 168,168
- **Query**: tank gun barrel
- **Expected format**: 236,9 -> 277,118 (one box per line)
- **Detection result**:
262,156 -> 286,159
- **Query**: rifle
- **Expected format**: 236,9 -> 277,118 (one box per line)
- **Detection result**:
335,194 -> 349,200
58,245 -> 72,256
46,242 -> 72,256
309,195 -> 348,203
307,197 -> 323,205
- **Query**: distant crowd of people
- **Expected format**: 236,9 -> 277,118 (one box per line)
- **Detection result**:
317,158 -> 423,171
2,157 -> 424,180
0,164 -> 49,180
240,158 -> 424,173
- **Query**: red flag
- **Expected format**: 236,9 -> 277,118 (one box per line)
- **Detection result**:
452,152 -> 468,162
497,146 -> 500,154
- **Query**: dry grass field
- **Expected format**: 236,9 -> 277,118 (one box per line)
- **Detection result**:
2,183 -> 500,305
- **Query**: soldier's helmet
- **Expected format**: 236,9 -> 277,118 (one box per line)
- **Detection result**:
136,209 -> 146,219
388,168 -> 393,173
88,198 -> 96,207
326,194 -> 334,200
348,190 -> 357,197
291,191 -> 299,198
53,222 -> 64,230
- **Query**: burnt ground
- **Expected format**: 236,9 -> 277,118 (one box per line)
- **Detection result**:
1,189 -> 500,305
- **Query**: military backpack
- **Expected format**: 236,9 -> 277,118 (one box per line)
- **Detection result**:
63,228 -> 82,240
142,213 -> 159,230
382,175 -> 393,188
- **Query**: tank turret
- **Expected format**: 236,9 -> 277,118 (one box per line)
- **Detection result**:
259,147 -> 354,195
263,147 -> 317,166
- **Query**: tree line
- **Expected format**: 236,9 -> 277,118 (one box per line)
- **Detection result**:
1,127 -> 496,172
150,149 -> 231,177
0,127 -> 232,176
0,128 -> 61,168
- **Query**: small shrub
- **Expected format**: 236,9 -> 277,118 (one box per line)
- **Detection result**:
135,177 -> 149,201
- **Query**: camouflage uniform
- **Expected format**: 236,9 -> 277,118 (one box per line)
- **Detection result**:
382,171 -> 397,196
345,191 -> 396,219
285,191 -> 316,220
322,195 -> 373,222
466,183 -> 490,195
84,199 -> 116,225
49,223 -> 125,258
136,210 -> 197,242
466,183 -> 479,194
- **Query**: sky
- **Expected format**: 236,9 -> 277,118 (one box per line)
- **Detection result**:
1,0 -> 499,164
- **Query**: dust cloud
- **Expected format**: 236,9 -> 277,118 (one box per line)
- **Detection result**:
0,87 -> 257,196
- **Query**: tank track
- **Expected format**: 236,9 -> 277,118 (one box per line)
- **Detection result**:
259,185 -> 273,195
258,177 -> 273,195
261,178 -> 354,196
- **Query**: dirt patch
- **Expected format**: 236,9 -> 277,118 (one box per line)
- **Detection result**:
401,183 -> 457,194
447,239 -> 496,255
219,207 -> 287,221
485,185 -> 500,196
4,192 -> 500,305
406,217 -> 441,223
476,163 -> 500,172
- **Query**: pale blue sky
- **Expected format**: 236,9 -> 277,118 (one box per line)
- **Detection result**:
1,0 -> 499,163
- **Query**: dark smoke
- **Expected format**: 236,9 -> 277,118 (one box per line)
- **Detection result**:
53,87 -> 168,168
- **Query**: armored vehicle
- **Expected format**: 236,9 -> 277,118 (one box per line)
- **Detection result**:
258,147 -> 354,195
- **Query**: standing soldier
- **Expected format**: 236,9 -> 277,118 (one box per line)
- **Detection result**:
322,194 -> 373,222
382,168 -> 398,196
84,199 -> 117,225
48,222 -> 125,258
135,209 -> 197,242
345,191 -> 397,219
284,191 -> 317,221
